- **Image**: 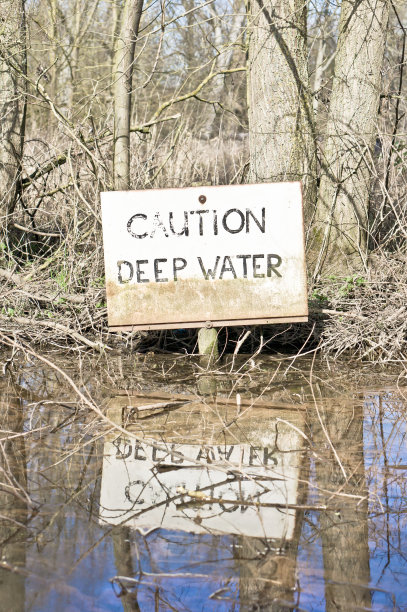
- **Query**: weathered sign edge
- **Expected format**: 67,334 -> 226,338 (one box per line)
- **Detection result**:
100,179 -> 304,198
109,314 -> 308,332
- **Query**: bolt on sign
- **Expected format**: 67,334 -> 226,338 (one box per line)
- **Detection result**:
100,182 -> 308,331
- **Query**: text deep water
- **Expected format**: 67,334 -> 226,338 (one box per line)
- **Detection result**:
116,206 -> 284,284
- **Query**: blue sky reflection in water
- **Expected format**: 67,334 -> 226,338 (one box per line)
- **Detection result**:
295,393 -> 407,611
1,357 -> 407,611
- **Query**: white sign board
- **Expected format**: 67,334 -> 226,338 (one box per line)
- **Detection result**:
101,182 -> 308,330
99,438 -> 301,539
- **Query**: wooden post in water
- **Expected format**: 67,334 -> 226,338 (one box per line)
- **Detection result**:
191,182 -> 220,364
197,326 -> 219,395
198,327 -> 219,360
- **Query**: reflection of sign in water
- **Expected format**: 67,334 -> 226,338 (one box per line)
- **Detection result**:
101,182 -> 308,330
99,398 -> 304,539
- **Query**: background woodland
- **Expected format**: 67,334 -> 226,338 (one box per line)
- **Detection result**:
0,0 -> 406,360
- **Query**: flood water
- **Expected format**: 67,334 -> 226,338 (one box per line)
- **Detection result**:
1,350 -> 407,611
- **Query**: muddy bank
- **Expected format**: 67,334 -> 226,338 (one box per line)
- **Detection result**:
2,251 -> 407,362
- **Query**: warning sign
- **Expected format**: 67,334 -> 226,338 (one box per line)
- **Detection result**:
101,182 -> 308,330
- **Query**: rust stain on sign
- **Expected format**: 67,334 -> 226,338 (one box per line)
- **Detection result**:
101,182 -> 308,330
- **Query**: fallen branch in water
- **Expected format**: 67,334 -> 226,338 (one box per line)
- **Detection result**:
176,488 -> 329,511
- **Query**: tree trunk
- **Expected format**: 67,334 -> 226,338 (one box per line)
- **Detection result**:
202,5 -> 245,139
313,402 -> 371,611
0,0 -> 27,234
312,2 -> 334,118
312,0 -> 390,276
69,0 -> 82,110
113,0 -> 144,191
247,0 -> 317,221
112,526 -> 140,611
48,0 -> 59,105
0,384 -> 27,612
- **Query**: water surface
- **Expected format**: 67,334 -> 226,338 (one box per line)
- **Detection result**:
0,352 -> 406,610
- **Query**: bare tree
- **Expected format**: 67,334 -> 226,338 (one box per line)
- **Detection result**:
310,2 -> 337,118
202,2 -> 246,138
247,0 -> 316,219
312,0 -> 390,276
0,0 -> 27,235
113,0 -> 144,190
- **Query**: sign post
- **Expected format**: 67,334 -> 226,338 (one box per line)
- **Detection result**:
101,182 -> 308,333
